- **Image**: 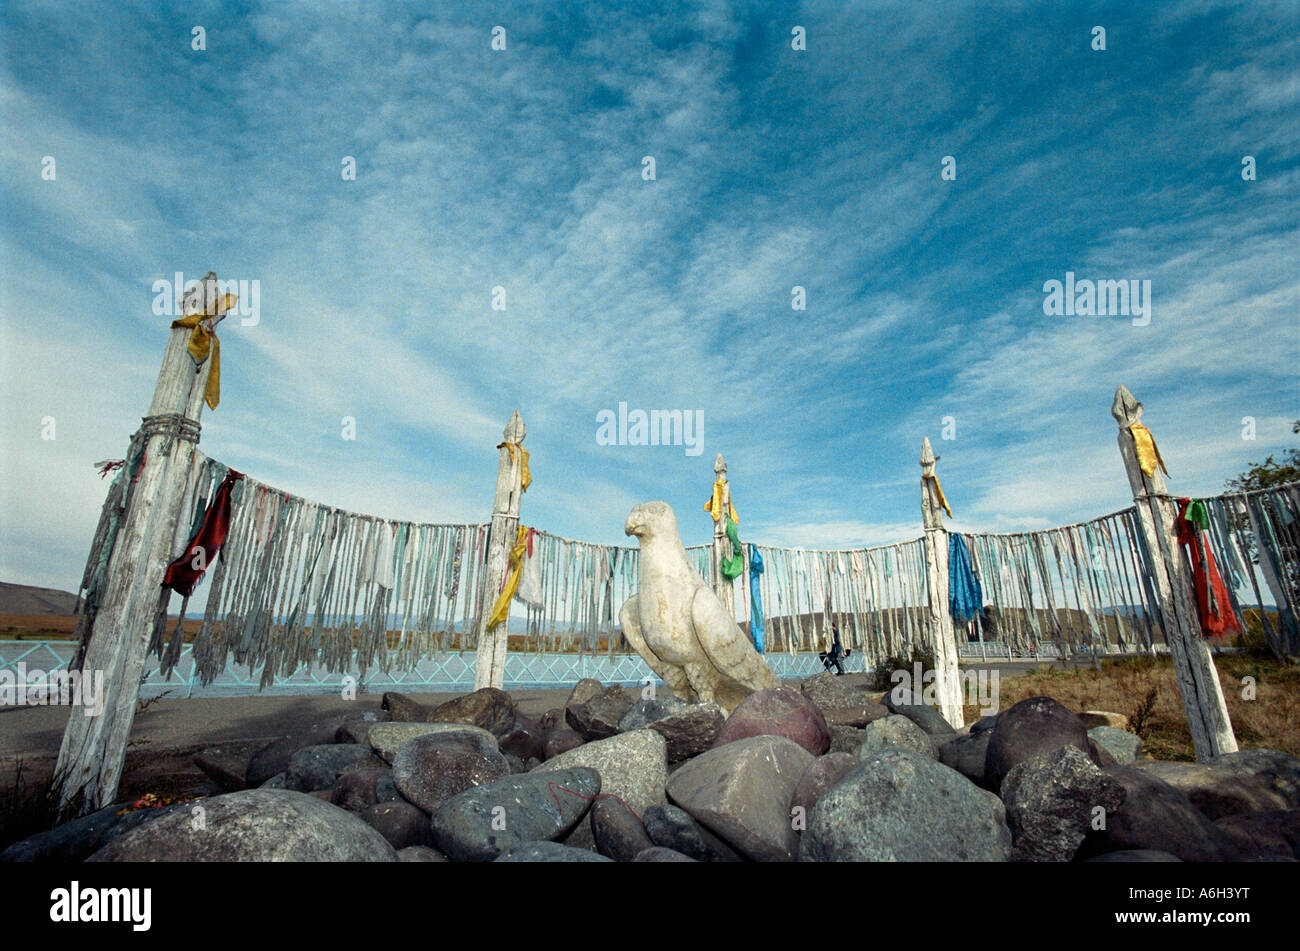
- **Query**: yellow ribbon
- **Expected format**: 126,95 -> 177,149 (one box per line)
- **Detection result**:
487,525 -> 529,630
925,474 -> 953,519
703,479 -> 738,523
170,292 -> 236,411
497,442 -> 531,492
1129,424 -> 1168,479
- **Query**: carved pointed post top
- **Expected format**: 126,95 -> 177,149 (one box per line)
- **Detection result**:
1112,384 -> 1169,496
714,452 -> 727,479
1111,384 -> 1142,427
503,409 -> 526,445
920,437 -> 950,530
920,437 -> 938,475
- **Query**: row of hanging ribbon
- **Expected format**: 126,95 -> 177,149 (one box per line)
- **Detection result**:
72,447 -> 1298,688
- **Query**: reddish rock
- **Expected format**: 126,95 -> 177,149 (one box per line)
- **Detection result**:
543,728 -> 585,760
712,686 -> 831,755
427,687 -> 517,736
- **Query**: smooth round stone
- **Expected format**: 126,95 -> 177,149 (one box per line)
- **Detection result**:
391,732 -> 511,814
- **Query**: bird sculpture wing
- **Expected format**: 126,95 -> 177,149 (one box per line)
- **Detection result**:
619,595 -> 666,681
689,586 -> 780,692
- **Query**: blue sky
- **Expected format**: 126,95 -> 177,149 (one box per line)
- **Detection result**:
2,0 -> 1297,593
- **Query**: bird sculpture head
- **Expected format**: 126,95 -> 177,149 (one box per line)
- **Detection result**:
624,501 -> 677,541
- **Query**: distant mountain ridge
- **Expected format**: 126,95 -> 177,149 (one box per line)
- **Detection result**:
0,582 -> 79,615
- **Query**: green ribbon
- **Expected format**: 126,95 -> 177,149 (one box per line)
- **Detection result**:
721,516 -> 744,581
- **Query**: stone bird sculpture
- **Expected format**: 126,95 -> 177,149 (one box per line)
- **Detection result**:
620,501 -> 779,712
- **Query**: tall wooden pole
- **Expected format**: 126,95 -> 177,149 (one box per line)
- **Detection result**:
920,437 -> 964,728
56,274 -> 224,813
474,411 -> 526,690
709,453 -> 735,618
1112,385 -> 1236,759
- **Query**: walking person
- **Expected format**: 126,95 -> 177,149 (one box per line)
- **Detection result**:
821,620 -> 846,675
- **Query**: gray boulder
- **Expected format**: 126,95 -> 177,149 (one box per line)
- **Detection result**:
369,722 -> 498,763
883,688 -> 956,737
245,721 -> 342,787
829,726 -> 866,755
86,790 -> 397,861
542,728 -> 585,760
666,734 -> 813,861
566,685 -> 634,741
798,672 -> 878,712
1214,809 -> 1300,860
799,749 -> 1012,862
431,767 -> 601,862
330,767 -> 400,812
858,715 -> 936,760
969,714 -> 1000,734
984,696 -> 1090,792
427,687 -> 517,736
397,845 -> 449,862
1088,726 -> 1143,765
939,731 -> 991,787
618,694 -> 690,731
495,841 -> 614,862
1000,746 -> 1126,862
1085,849 -> 1182,862
791,752 -> 858,816
820,703 -> 890,728
1079,765 -> 1241,861
590,797 -> 655,861
498,723 -> 546,762
633,846 -> 698,861
648,703 -> 726,762
360,800 -> 434,850
391,731 -> 511,813
565,678 -> 604,710
381,692 -> 430,723
642,804 -> 743,862
0,801 -> 188,863
1205,749 -> 1300,808
532,729 -> 668,850
285,744 -> 384,792
1131,760 -> 1288,819
335,710 -> 390,745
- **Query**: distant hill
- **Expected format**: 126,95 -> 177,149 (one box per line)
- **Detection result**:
0,582 -> 79,615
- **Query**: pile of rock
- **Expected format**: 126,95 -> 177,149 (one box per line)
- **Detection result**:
4,676 -> 1297,863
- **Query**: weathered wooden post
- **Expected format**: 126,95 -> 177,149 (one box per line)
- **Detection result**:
920,437 -> 964,728
56,272 -> 231,813
474,410 -> 527,690
706,453 -> 736,617
1112,385 -> 1236,759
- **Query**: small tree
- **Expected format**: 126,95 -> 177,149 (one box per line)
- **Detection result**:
1226,420 -> 1300,493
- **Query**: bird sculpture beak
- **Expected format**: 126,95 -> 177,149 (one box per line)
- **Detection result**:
624,515 -> 640,537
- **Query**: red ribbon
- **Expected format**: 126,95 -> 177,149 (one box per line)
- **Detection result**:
162,469 -> 244,597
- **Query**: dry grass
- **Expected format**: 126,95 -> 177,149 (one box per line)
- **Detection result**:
962,653 -> 1300,760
